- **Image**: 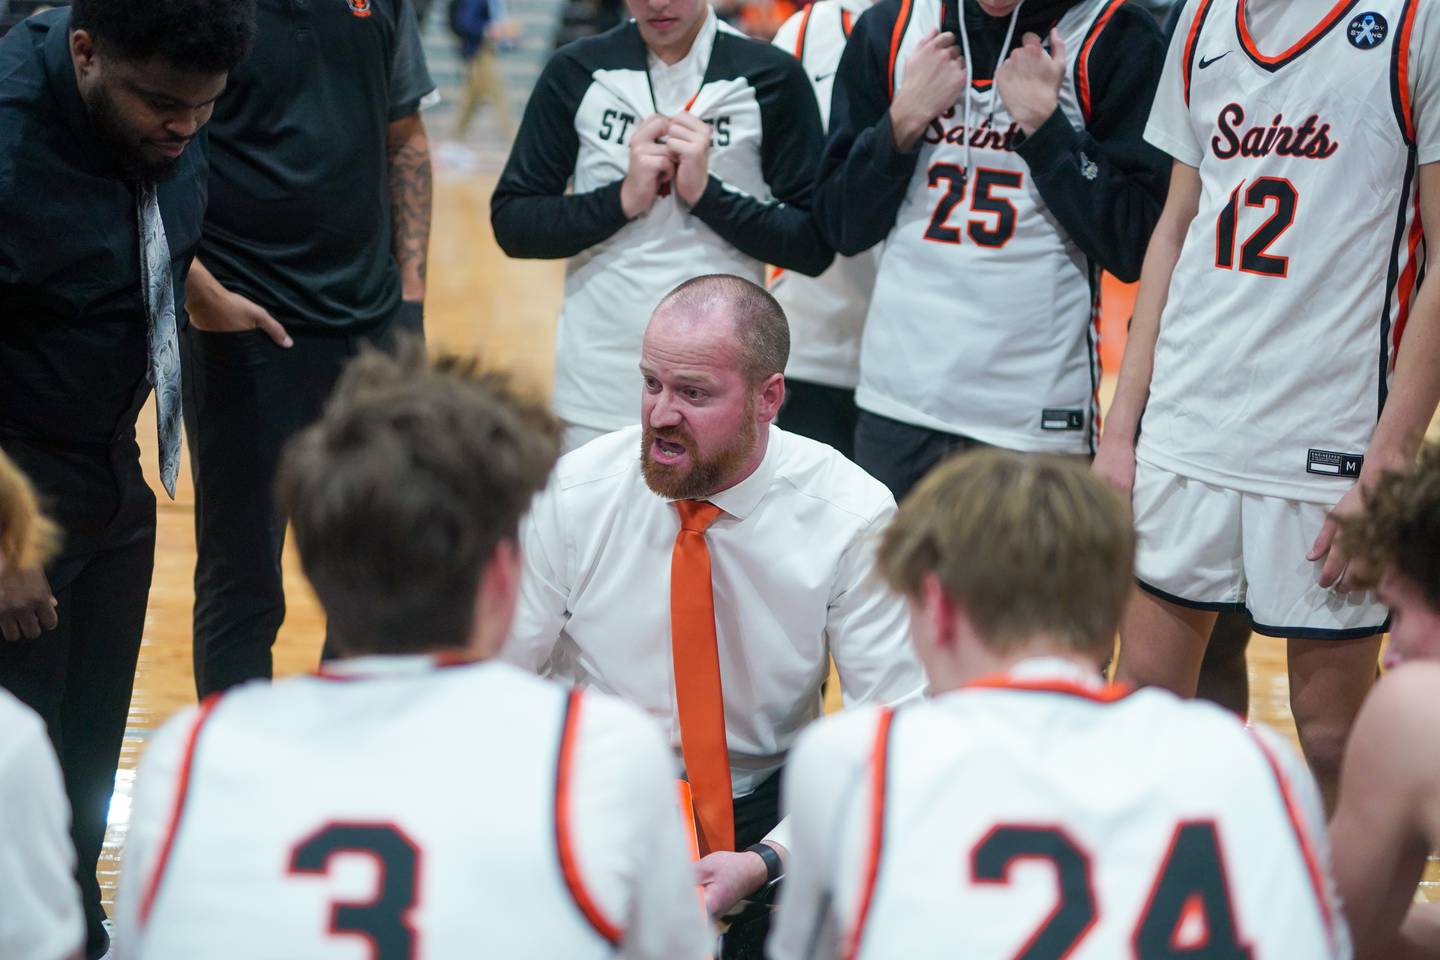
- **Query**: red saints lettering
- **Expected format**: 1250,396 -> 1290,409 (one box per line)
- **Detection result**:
923,109 -> 1022,153
1210,103 -> 1339,160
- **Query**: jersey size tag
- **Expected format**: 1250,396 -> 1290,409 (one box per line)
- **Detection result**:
1041,408 -> 1085,431
1306,449 -> 1365,478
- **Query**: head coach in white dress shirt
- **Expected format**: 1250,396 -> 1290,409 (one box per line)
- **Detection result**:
504,273 -> 925,958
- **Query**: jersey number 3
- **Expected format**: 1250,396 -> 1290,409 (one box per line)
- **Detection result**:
289,822 -> 422,960
1215,177 -> 1298,278
971,822 -> 1254,959
924,165 -> 1024,247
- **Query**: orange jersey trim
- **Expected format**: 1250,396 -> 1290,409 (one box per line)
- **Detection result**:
1236,0 -> 1357,68
1248,729 -> 1337,947
887,0 -> 914,100
555,688 -> 625,945
841,708 -> 894,960
1393,204 -> 1424,361
1396,0 -> 1421,141
795,1 -> 816,58
1181,0 -> 1217,106
1076,0 -> 1127,122
139,693 -> 222,925
963,675 -> 1134,702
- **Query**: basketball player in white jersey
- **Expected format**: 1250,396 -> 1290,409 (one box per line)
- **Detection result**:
1095,0 -> 1440,805
814,0 -> 1168,500
768,0 -> 875,459
115,346 -> 710,959
0,451 -> 83,960
1329,444 -> 1440,958
771,450 -> 1350,959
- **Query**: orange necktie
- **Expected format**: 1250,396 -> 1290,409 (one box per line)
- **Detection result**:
670,499 -> 735,856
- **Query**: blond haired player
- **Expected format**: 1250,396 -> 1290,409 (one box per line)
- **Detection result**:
0,451 -> 82,960
1096,0 -> 1440,806
1330,444 -> 1440,959
116,347 -> 710,960
771,450 -> 1348,958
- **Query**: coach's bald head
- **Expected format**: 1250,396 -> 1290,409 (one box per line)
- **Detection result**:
639,275 -> 789,500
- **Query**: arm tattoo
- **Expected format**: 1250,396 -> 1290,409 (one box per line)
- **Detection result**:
388,120 -> 433,295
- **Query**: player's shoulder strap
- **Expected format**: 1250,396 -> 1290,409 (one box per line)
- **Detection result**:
792,0 -> 862,61
553,686 -> 625,946
1390,0 -> 1424,145
1181,0 -> 1221,106
839,706 -> 896,960
137,692 -> 225,929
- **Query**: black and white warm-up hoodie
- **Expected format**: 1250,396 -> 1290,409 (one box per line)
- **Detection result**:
492,9 -> 833,434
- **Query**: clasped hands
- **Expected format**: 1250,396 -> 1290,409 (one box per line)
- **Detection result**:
620,112 -> 713,218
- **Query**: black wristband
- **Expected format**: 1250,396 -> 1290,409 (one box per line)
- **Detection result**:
745,842 -> 783,886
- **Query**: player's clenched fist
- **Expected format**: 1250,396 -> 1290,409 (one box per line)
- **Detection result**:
996,29 -> 1067,136
665,112 -> 713,207
620,113 -> 677,219
890,30 -> 968,152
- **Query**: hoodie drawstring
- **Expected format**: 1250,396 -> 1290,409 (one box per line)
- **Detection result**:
955,0 -> 1024,184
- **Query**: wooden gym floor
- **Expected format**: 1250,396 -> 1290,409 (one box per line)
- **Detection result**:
98,170 -> 1438,917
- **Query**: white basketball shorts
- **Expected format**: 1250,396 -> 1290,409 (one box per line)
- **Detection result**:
1131,459 -> 1388,639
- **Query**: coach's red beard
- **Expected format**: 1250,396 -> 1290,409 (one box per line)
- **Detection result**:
641,418 -> 755,500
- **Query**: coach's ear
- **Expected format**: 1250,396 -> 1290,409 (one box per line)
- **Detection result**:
471,539 -> 522,660
756,372 -> 785,425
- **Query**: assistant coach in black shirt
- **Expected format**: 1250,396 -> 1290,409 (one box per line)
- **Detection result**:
0,2 -> 254,956
181,0 -> 435,696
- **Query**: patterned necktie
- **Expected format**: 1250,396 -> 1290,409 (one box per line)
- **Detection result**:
136,183 -> 182,499
670,499 -> 734,855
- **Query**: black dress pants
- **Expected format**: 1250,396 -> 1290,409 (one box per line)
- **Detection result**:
720,770 -> 782,960
181,306 -> 421,696
777,378 -> 859,461
0,432 -> 155,960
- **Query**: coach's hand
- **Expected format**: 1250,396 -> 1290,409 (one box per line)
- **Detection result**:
996,29 -> 1066,136
621,114 -> 676,219
0,565 -> 58,642
1311,482 -> 1368,592
890,30 -> 968,152
187,282 -> 293,348
1092,435 -> 1137,499
666,113 -> 713,208
696,847 -> 773,918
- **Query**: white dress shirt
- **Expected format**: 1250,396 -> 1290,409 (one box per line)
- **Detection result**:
505,424 -> 926,847
0,688 -> 84,960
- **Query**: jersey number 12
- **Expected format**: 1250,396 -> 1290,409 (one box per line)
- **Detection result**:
1214,177 -> 1298,278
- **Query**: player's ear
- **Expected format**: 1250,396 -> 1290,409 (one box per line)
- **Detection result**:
919,572 -> 962,653
471,539 -> 522,659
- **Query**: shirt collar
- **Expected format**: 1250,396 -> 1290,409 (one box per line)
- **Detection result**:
699,423 -> 782,522
315,652 -> 480,679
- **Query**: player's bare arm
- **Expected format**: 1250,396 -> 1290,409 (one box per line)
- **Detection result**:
183,258 -> 292,347
620,114 -> 676,219
1330,664 -> 1440,959
1092,160 -> 1200,495
1313,163 -> 1440,592
889,30 -> 968,151
994,29 -> 1065,136
386,110 -> 433,304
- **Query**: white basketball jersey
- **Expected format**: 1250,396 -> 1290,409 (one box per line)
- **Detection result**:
834,681 -> 1347,958
1140,0 -> 1424,501
124,661 -> 703,960
771,0 -> 878,391
860,0 -> 1126,453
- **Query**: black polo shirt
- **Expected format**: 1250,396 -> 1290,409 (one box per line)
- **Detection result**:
0,8 -> 207,445
199,0 -> 434,332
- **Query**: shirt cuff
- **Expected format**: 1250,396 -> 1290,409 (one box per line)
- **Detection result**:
761,814 -> 791,855
1014,109 -> 1082,176
870,113 -> 923,178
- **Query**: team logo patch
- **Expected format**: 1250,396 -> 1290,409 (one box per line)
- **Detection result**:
347,0 -> 373,16
1347,12 -> 1388,48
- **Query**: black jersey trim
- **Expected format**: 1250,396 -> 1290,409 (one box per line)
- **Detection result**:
1390,0 -> 1421,144
1377,150 -> 1417,414
1136,577 -> 1247,612
1249,618 -> 1389,641
1085,264 -> 1102,456
1235,0 -> 1359,73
